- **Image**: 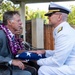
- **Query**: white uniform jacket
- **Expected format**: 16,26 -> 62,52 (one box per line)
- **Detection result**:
37,21 -> 75,75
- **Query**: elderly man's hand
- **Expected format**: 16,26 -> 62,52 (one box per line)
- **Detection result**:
18,50 -> 26,54
12,59 -> 26,70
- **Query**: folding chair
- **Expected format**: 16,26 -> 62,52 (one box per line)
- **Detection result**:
0,62 -> 12,75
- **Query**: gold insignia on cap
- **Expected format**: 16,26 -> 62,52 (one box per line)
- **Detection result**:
57,27 -> 63,33
48,9 -> 60,13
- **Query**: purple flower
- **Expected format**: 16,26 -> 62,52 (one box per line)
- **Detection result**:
0,25 -> 24,55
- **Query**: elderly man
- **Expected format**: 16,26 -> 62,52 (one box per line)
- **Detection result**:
0,11 -> 37,75
30,2 -> 75,75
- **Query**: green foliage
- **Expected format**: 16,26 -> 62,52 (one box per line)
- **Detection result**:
68,5 -> 75,26
0,0 -> 19,20
0,1 -> 75,24
25,6 -> 48,23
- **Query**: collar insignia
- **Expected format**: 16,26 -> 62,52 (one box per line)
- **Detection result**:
57,27 -> 63,33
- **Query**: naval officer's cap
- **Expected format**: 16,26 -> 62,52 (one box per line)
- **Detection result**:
45,2 -> 71,16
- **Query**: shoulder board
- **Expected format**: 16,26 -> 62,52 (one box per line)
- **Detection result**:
57,27 -> 63,33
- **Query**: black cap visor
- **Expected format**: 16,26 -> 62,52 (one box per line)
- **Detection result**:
45,12 -> 56,16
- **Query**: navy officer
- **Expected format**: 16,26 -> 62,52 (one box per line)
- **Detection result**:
30,2 -> 75,75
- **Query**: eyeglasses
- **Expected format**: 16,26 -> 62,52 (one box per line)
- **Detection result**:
48,12 -> 61,17
48,12 -> 55,17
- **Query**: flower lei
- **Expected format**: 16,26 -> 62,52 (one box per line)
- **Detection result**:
0,25 -> 24,55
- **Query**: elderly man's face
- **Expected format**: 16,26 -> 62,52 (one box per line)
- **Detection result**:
15,27 -> 23,35
10,14 -> 22,31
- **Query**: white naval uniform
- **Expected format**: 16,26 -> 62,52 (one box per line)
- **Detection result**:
37,21 -> 75,75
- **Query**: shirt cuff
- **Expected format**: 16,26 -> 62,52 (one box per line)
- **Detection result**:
9,60 -> 12,65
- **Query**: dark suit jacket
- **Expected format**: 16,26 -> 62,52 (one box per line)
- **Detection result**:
0,30 -> 14,63
0,30 -> 36,75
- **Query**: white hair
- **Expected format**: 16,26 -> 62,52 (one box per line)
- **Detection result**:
61,13 -> 68,21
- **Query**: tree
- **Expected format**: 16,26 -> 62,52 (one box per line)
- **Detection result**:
0,0 -> 19,20
68,5 -> 75,26
1,1 -> 75,25
25,6 -> 48,23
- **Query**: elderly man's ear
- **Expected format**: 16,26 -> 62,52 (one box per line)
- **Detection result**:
7,20 -> 14,25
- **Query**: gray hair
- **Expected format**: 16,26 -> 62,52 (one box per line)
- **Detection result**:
3,11 -> 20,25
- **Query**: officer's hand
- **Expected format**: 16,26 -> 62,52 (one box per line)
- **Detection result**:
29,50 -> 45,54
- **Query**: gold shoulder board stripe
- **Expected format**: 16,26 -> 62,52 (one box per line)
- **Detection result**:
48,9 -> 60,13
57,27 -> 63,33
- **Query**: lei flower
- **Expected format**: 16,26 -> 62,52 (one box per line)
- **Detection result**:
0,25 -> 24,55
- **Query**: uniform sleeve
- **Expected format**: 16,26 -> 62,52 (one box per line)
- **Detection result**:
37,33 -> 74,66
45,50 -> 54,57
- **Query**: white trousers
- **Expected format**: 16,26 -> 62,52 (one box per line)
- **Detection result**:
38,65 -> 75,75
